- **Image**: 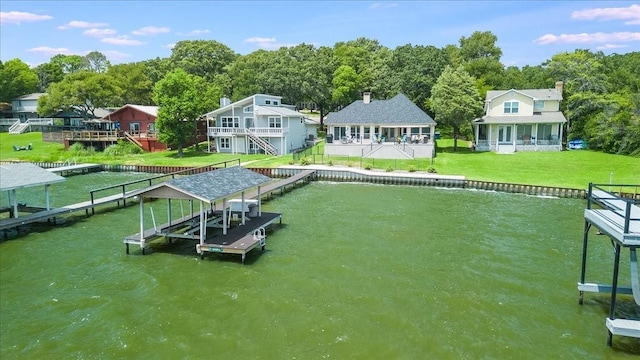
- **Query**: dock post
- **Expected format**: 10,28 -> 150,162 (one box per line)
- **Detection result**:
579,221 -> 591,305
607,243 -> 622,346
90,191 -> 95,215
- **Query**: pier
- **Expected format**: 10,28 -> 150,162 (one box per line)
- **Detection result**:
48,163 -> 102,175
578,183 -> 640,346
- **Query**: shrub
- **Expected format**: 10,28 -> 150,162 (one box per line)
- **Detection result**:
427,166 -> 437,173
385,165 -> 394,172
327,159 -> 333,166
408,165 -> 416,173
68,142 -> 86,156
364,163 -> 372,170
300,157 -> 311,166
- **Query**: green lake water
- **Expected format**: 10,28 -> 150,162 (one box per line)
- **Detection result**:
1,173 -> 639,359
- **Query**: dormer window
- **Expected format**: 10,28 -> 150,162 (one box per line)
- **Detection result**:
533,100 -> 544,110
504,101 -> 519,114
243,105 -> 253,113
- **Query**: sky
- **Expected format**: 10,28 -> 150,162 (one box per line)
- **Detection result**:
1,1 -> 639,68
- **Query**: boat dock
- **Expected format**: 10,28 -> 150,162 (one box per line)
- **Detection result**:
48,163 -> 102,175
578,183 -> 640,346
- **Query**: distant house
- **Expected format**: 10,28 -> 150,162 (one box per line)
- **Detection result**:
204,94 -> 317,155
324,92 -> 437,159
10,93 -> 45,121
471,82 -> 567,152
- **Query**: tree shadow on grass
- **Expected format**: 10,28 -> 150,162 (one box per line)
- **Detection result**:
436,144 -> 480,155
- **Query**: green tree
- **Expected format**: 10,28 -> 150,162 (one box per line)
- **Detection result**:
108,62 -> 153,105
34,62 -> 64,92
170,40 -> 238,81
85,51 -> 111,73
331,65 -> 362,107
458,31 -> 504,89
153,69 -> 218,157
430,65 -> 483,152
50,54 -> 90,74
0,59 -> 39,102
37,71 -> 122,117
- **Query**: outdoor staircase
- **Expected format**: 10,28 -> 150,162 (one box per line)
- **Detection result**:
123,131 -> 145,150
9,120 -> 29,134
245,129 -> 278,156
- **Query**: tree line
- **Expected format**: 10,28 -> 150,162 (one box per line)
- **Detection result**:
0,31 -> 638,155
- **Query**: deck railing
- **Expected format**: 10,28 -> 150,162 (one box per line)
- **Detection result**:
587,183 -> 640,234
208,127 -> 288,136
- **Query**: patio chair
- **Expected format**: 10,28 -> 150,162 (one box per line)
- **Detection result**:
13,145 -> 21,151
401,134 -> 407,144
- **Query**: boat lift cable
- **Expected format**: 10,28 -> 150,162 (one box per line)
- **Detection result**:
150,206 -> 157,232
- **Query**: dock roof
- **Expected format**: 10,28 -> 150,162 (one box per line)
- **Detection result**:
0,163 -> 66,191
128,166 -> 271,203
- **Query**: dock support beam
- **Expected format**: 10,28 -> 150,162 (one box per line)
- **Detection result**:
579,221 -> 592,305
607,243 -> 622,346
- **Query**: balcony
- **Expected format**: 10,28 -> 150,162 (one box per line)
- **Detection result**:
208,127 -> 289,137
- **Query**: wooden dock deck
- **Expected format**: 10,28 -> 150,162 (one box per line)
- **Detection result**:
247,169 -> 316,199
48,163 -> 102,175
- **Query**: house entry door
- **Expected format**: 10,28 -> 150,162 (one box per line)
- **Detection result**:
498,125 -> 511,143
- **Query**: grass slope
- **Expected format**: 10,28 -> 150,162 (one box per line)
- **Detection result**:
1,132 -> 638,189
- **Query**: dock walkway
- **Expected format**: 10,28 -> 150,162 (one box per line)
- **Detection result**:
247,169 -> 316,199
48,163 -> 101,175
578,183 -> 640,347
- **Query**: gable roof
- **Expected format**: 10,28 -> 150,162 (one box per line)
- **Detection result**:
127,166 -> 271,203
103,104 -> 158,119
325,93 -> 436,125
204,94 -> 284,117
473,112 -> 567,124
0,163 -> 65,191
486,89 -> 562,101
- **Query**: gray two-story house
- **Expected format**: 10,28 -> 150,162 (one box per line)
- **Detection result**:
204,94 -> 317,155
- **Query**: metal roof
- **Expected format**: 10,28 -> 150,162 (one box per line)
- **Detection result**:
255,105 -> 305,117
0,163 -> 66,191
13,93 -> 45,101
128,166 -> 271,203
325,93 -> 436,126
473,112 -> 567,124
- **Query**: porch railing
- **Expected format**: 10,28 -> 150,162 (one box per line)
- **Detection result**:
207,127 -> 288,136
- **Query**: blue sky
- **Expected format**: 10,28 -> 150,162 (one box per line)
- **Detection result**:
1,1 -> 639,68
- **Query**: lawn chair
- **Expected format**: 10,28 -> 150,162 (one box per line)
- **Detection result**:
13,145 -> 21,151
401,134 -> 407,144
27,143 -> 33,150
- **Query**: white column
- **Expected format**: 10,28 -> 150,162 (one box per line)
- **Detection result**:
430,126 -> 435,144
199,200 -> 205,245
45,184 -> 51,211
11,189 -> 18,219
139,197 -> 144,243
222,198 -> 228,235
558,123 -> 564,149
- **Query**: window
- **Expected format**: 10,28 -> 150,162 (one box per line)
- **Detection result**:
534,100 -> 544,110
273,101 -> 279,106
221,116 -> 239,128
220,138 -> 230,149
268,117 -> 281,128
537,124 -> 553,141
265,100 -> 271,105
517,124 -> 532,143
243,105 -> 253,113
504,101 -> 519,114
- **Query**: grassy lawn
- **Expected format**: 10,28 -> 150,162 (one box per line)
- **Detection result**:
1,132 -> 638,189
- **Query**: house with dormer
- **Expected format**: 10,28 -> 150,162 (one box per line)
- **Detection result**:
204,94 -> 317,155
471,82 -> 567,152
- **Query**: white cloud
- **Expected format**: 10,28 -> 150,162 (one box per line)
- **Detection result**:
369,2 -> 397,10
83,28 -> 116,37
245,37 -> 296,49
131,26 -> 170,36
596,43 -> 629,50
58,20 -> 108,30
572,4 -> 640,25
0,11 -> 53,24
26,46 -> 72,56
178,29 -> 211,36
164,43 -> 176,49
101,36 -> 145,46
96,50 -> 131,61
535,32 -> 640,45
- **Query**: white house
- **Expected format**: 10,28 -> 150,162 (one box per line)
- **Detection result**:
204,94 -> 317,155
472,82 -> 567,152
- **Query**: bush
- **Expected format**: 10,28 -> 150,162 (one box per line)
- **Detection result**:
408,165 -> 416,172
327,159 -> 333,166
68,142 -> 86,156
104,141 -> 143,156
427,166 -> 437,173
300,157 -> 311,166
385,165 -> 394,172
364,163 -> 372,170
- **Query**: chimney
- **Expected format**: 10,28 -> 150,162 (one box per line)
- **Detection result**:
555,81 -> 563,95
363,91 -> 371,104
220,97 -> 230,107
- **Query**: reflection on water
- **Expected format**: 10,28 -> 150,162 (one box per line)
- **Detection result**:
1,173 -> 639,358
